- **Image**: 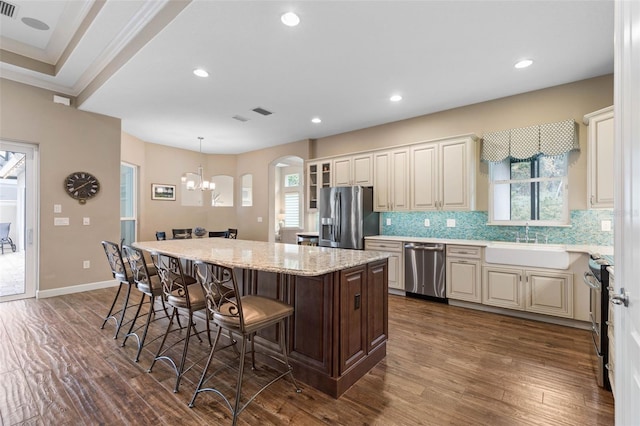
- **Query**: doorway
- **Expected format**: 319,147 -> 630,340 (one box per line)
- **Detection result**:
269,155 -> 304,243
0,141 -> 38,301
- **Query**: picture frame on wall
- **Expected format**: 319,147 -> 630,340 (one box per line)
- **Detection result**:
151,183 -> 176,201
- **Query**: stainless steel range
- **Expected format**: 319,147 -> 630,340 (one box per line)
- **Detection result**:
583,253 -> 612,390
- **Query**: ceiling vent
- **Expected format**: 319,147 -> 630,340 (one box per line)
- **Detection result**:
0,1 -> 17,18
252,107 -> 273,116
232,115 -> 249,122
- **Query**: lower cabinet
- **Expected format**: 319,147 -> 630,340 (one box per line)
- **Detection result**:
339,260 -> 388,375
482,266 -> 574,318
365,240 -> 404,292
446,245 -> 482,303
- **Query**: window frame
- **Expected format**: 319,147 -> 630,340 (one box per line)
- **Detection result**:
120,162 -> 138,245
488,154 -> 570,227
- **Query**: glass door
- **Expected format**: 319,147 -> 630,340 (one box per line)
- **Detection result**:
0,141 -> 38,301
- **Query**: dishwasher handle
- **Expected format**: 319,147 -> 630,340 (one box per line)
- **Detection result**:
404,243 -> 445,251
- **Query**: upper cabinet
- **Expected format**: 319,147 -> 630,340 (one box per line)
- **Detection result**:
307,160 -> 332,210
308,133 -> 476,212
373,148 -> 409,212
584,106 -> 614,209
332,153 -> 373,186
410,135 -> 476,211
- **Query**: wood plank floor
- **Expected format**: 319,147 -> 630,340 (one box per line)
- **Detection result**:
0,288 -> 614,425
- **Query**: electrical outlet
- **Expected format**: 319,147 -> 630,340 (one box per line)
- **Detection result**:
83,260 -> 90,269
54,204 -> 62,213
257,217 -> 263,223
386,218 -> 391,226
424,219 -> 430,227
601,220 -> 612,231
446,219 -> 456,228
54,217 -> 69,226
83,217 -> 90,225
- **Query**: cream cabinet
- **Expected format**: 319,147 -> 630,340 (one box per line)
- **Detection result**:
373,148 -> 410,212
365,239 -> 404,292
584,106 -> 614,209
446,245 -> 482,303
306,160 -> 332,210
332,153 -> 373,187
410,135 -> 476,211
482,266 -> 574,318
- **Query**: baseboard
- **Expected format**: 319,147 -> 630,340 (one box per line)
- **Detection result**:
447,299 -> 592,330
37,279 -> 118,299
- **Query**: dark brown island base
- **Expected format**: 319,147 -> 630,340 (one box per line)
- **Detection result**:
134,238 -> 389,398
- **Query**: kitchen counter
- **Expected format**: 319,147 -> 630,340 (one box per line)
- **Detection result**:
135,237 -> 388,276
365,235 -> 613,256
134,237 -> 389,398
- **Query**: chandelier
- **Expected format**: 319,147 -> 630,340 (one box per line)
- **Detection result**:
181,137 -> 213,191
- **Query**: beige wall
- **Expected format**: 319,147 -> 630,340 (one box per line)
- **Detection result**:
123,134 -> 310,243
312,74 -> 614,211
0,78 -> 121,291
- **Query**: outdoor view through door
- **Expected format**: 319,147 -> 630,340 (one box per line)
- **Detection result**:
0,141 -> 37,301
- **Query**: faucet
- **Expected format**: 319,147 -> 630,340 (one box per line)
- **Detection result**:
524,222 -> 530,243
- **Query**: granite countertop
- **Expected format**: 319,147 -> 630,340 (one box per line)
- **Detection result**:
365,235 -> 614,256
134,238 -> 389,277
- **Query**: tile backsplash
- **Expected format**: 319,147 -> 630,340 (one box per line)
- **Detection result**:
380,209 -> 613,246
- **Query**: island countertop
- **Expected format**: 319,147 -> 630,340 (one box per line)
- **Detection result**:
134,238 -> 389,276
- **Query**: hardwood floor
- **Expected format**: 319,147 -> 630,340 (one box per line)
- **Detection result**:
0,288 -> 614,425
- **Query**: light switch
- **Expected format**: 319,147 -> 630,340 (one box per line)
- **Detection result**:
601,220 -> 612,231
83,217 -> 90,225
54,204 -> 62,213
386,218 -> 391,226
424,219 -> 430,227
54,217 -> 69,226
446,219 -> 456,228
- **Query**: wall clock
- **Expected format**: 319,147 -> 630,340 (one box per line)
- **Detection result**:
64,171 -> 100,204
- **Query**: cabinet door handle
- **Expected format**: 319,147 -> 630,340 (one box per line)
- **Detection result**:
590,195 -> 594,205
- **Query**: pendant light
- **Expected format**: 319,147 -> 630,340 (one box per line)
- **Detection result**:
181,137 -> 212,191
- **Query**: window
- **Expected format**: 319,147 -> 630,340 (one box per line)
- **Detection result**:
284,173 -> 300,187
489,154 -> 568,225
284,192 -> 300,227
241,174 -> 252,206
120,163 -> 137,245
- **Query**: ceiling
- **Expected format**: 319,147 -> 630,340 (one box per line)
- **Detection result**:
0,0 -> 614,154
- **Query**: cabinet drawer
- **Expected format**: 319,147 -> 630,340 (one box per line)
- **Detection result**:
446,245 -> 482,259
365,240 -> 403,253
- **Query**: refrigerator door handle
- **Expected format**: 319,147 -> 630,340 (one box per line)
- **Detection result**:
336,192 -> 341,242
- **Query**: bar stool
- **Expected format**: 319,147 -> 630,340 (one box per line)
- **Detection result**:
100,240 -> 142,339
148,252 -> 211,393
121,245 -> 172,362
189,261 -> 300,424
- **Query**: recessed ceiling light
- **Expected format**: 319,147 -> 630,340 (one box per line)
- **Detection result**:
193,68 -> 209,78
311,117 -> 322,124
390,95 -> 402,102
514,59 -> 533,69
21,17 -> 50,31
281,12 -> 300,27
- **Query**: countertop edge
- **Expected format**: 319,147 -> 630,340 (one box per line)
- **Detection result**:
365,235 -> 613,256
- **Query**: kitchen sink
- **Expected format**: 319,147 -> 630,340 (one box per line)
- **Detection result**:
484,242 -> 570,269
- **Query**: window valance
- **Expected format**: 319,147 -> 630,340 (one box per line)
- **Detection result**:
481,119 -> 578,162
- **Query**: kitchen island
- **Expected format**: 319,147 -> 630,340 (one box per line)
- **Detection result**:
134,238 -> 389,398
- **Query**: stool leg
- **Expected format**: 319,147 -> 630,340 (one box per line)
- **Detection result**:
101,283 -> 124,330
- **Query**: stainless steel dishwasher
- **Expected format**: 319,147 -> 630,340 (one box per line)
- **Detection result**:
404,242 -> 446,300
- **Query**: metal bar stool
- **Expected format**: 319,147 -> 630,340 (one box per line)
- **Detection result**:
148,252 -> 211,393
189,261 -> 300,425
121,245 -> 172,362
100,240 -> 143,339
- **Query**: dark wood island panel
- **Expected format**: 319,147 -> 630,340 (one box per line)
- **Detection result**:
240,258 -> 388,398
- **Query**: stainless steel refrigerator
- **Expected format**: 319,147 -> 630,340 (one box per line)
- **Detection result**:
318,186 -> 379,250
